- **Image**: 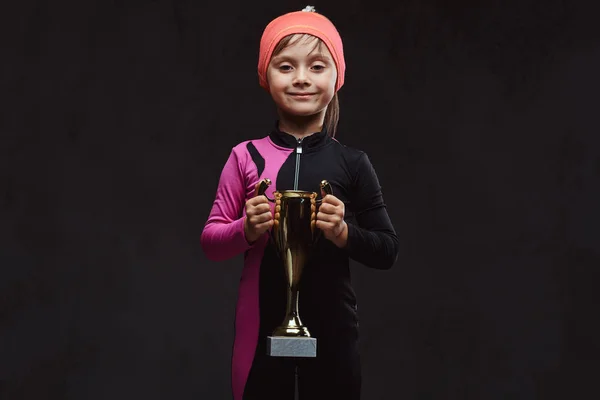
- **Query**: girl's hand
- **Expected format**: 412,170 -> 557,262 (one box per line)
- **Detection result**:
244,182 -> 273,244
315,193 -> 348,248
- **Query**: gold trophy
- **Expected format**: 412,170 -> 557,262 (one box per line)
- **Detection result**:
256,178 -> 333,358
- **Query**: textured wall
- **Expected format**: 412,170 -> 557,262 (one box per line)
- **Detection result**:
1,0 -> 598,399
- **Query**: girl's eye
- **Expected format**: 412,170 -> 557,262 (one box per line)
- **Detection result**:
312,65 -> 325,71
279,65 -> 293,71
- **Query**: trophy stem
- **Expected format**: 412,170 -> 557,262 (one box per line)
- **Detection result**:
288,284 -> 299,319
272,285 -> 311,337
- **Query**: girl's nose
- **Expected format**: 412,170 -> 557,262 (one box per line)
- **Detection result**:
293,69 -> 310,85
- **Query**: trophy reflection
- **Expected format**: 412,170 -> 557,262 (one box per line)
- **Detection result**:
256,178 -> 332,358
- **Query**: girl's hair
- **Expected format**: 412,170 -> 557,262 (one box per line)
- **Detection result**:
271,34 -> 340,138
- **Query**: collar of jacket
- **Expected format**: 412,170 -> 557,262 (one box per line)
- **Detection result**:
269,121 -> 331,151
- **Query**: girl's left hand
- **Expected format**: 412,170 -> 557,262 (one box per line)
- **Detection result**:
315,193 -> 348,248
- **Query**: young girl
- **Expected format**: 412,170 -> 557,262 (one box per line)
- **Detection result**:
201,6 -> 399,400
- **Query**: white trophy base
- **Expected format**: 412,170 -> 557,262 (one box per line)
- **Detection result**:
267,336 -> 317,358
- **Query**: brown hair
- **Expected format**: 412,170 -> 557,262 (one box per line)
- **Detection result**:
271,34 -> 340,137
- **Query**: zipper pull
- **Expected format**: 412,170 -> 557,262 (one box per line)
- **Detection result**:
296,138 -> 303,154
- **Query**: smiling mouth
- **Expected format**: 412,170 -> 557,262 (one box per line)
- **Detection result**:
289,93 -> 316,97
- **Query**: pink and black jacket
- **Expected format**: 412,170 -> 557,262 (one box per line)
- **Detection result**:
200,125 -> 399,400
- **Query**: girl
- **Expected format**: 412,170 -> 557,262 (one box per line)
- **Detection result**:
201,6 -> 399,400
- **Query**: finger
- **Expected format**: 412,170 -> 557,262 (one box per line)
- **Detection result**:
255,219 -> 274,231
316,220 -> 335,231
316,220 -> 343,237
249,212 -> 273,225
247,196 -> 264,207
250,203 -> 271,215
318,203 -> 337,214
322,194 -> 343,206
255,195 -> 271,206
317,211 -> 342,224
256,202 -> 272,213
318,204 -> 344,218
246,213 -> 273,226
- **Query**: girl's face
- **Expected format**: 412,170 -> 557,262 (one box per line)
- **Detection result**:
266,35 -> 337,120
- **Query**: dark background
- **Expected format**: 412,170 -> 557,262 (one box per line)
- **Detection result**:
1,0 -> 598,399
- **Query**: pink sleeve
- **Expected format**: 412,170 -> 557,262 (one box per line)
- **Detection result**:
200,147 -> 255,261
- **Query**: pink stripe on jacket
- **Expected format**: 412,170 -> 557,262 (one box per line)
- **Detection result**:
200,137 -> 293,400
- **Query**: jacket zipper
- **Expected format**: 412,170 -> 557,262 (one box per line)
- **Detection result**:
293,138 -> 303,190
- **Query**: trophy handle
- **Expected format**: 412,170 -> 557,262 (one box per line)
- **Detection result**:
312,180 -> 334,243
256,178 -> 275,202
255,178 -> 277,244
316,180 -> 333,203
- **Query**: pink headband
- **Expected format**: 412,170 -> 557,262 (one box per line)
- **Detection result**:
257,7 -> 346,92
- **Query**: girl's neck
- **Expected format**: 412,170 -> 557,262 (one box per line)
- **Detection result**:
277,110 -> 325,140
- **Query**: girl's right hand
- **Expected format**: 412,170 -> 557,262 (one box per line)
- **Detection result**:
244,183 -> 273,244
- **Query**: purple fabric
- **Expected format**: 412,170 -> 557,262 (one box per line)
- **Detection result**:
200,137 -> 293,400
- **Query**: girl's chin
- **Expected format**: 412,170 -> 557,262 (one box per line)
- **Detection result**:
279,107 -> 325,118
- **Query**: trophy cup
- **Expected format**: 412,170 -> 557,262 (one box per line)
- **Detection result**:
256,178 -> 333,358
